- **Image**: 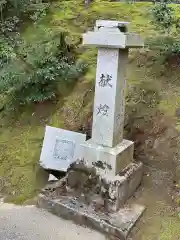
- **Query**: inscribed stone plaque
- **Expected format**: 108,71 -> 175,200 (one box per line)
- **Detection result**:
40,126 -> 86,171
53,138 -> 75,160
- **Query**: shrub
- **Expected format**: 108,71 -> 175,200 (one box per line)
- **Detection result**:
0,32 -> 86,109
149,1 -> 180,61
151,1 -> 178,34
147,36 -> 180,55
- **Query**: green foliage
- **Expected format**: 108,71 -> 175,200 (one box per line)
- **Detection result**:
29,2 -> 50,22
0,39 -> 14,67
0,0 -> 86,109
0,0 -> 50,22
0,32 -> 86,108
151,2 -> 177,33
149,1 -> 180,61
147,36 -> 180,56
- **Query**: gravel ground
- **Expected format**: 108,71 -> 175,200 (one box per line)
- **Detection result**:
0,203 -> 105,240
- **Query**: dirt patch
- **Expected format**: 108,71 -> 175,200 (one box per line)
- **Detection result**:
131,112 -> 180,182
78,110 -> 180,239
79,110 -> 180,182
62,82 -> 94,132
128,164 -> 180,240
167,54 -> 180,69
126,112 -> 180,239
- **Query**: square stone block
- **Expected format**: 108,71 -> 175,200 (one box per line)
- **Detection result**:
40,126 -> 86,172
76,139 -> 134,176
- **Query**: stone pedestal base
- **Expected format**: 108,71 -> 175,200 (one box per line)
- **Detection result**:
37,161 -> 144,239
37,194 -> 145,240
76,139 -> 134,176
104,162 -> 143,211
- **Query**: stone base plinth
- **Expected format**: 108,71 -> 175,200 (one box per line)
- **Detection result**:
37,194 -> 145,240
75,139 -> 134,176
40,161 -> 143,212
104,162 -> 143,211
37,161 -> 144,239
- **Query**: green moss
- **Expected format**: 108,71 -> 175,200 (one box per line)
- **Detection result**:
0,124 -> 45,203
1,5 -> 180,240
137,216 -> 180,240
159,218 -> 180,240
1,0 -> 180,205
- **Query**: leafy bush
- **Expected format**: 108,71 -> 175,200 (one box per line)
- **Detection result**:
0,0 -> 50,21
149,1 -> 180,61
0,31 -> 86,109
151,1 -> 178,33
0,1 -> 86,110
147,36 -> 180,55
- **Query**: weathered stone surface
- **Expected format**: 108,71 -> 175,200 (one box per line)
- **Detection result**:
76,139 -> 134,176
91,194 -> 105,212
67,170 -> 89,189
100,162 -> 143,211
68,160 -> 96,175
41,162 -> 143,212
40,126 -> 86,171
67,161 -> 100,196
37,194 -> 145,239
37,161 -> 144,237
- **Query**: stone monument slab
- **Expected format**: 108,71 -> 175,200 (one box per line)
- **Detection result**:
40,126 -> 86,171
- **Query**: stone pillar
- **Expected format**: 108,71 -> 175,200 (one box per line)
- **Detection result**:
77,20 -> 144,176
92,48 -> 128,147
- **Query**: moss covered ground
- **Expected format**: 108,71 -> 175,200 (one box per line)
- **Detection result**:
0,0 -> 180,238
